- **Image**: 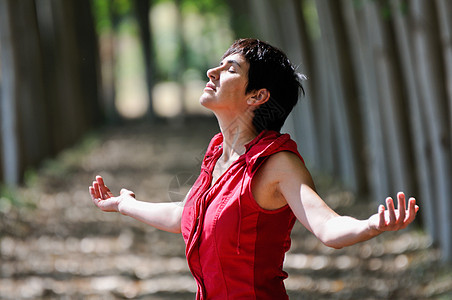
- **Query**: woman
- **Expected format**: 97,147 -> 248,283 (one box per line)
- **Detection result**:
89,38 -> 419,299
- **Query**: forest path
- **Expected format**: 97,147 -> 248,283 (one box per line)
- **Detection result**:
0,117 -> 450,299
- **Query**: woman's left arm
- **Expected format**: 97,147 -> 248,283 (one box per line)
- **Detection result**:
275,152 -> 419,249
312,192 -> 418,249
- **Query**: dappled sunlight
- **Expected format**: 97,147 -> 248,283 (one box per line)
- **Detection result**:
115,33 -> 149,119
1,119 -> 450,299
152,80 -> 212,117
152,81 -> 183,117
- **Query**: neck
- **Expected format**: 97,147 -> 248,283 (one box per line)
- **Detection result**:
216,112 -> 257,163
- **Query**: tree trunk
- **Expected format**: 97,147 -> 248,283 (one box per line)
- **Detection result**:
248,0 -> 281,44
133,0 -> 156,122
411,0 -> 452,261
311,37 -> 335,175
225,0 -> 255,39
73,0 -> 102,128
99,0 -> 122,124
389,0 -> 439,245
0,0 -> 101,185
435,0 -> 452,158
0,0 -> 20,185
315,0 -> 362,191
0,0 -> 50,185
340,0 -> 390,202
36,0 -> 85,152
282,0 -> 319,169
367,1 -> 414,195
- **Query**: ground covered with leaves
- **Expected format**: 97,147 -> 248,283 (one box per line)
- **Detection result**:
0,117 -> 451,299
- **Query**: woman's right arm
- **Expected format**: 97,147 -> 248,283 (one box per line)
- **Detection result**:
89,176 -> 184,233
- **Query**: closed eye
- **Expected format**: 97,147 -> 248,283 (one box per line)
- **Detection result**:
218,59 -> 241,70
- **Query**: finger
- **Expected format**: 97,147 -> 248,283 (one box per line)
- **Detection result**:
96,176 -> 113,198
378,204 -> 386,228
92,181 -> 101,199
397,192 -> 406,223
405,197 -> 417,223
102,185 -> 114,198
96,176 -> 107,190
386,197 -> 396,225
96,176 -> 106,191
90,186 -> 104,208
89,186 -> 96,200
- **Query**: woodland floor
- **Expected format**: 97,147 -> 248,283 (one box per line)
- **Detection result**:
1,116 -> 451,300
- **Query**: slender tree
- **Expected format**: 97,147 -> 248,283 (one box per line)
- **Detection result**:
290,0 -> 321,169
0,0 -> 50,184
390,0 -> 438,245
435,0 -> 452,155
280,0 -> 319,170
411,0 -> 452,260
340,0 -> 390,202
133,0 -> 157,122
367,0 -> 414,194
0,0 -> 101,185
315,0 -> 361,191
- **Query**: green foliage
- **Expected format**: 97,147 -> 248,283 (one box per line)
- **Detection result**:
353,0 -> 409,19
0,134 -> 99,211
91,0 -> 133,33
0,185 -> 18,213
150,0 -> 233,81
41,133 -> 100,179
0,185 -> 34,212
152,0 -> 227,13
92,0 -> 234,85
302,0 -> 321,40
180,0 -> 228,14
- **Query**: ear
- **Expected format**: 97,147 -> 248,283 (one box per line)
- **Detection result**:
247,89 -> 270,106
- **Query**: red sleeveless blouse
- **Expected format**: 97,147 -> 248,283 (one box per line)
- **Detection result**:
181,130 -> 304,299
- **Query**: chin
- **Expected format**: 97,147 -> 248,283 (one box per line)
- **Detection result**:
199,94 -> 214,109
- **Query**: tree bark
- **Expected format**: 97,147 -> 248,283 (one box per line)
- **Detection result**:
340,0 -> 390,202
367,0 -> 414,194
268,0 -> 319,169
389,0 -> 438,245
73,0 -> 103,128
248,0 -> 281,44
435,0 -> 452,158
315,0 -> 362,192
225,0 -> 255,39
133,0 -> 156,122
0,0 -> 20,185
0,0 -> 101,185
411,0 -> 452,261
0,0 -> 50,185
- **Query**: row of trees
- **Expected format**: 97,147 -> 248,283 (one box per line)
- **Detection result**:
1,0 -> 451,261
0,0 -> 231,186
0,0 -> 101,184
235,0 -> 452,261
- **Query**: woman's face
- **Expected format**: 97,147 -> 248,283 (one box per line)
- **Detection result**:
200,53 -> 252,114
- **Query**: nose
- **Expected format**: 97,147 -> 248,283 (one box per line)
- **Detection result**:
207,66 -> 219,81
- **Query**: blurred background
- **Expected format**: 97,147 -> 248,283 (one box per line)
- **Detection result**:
0,0 -> 452,299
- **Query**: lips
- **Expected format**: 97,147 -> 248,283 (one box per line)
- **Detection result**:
205,82 -> 216,91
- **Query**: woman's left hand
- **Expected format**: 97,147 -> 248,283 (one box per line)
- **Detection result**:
368,192 -> 419,232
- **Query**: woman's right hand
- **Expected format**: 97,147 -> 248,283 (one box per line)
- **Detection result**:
89,175 -> 136,213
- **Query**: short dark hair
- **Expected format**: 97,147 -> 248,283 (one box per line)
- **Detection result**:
222,38 -> 304,133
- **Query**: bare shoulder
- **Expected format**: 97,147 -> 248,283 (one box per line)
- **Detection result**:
265,151 -> 304,170
259,151 -> 310,181
252,151 -> 313,210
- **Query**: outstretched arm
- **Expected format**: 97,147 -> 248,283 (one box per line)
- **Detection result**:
89,176 -> 184,233
271,152 -> 419,249
314,191 -> 418,248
